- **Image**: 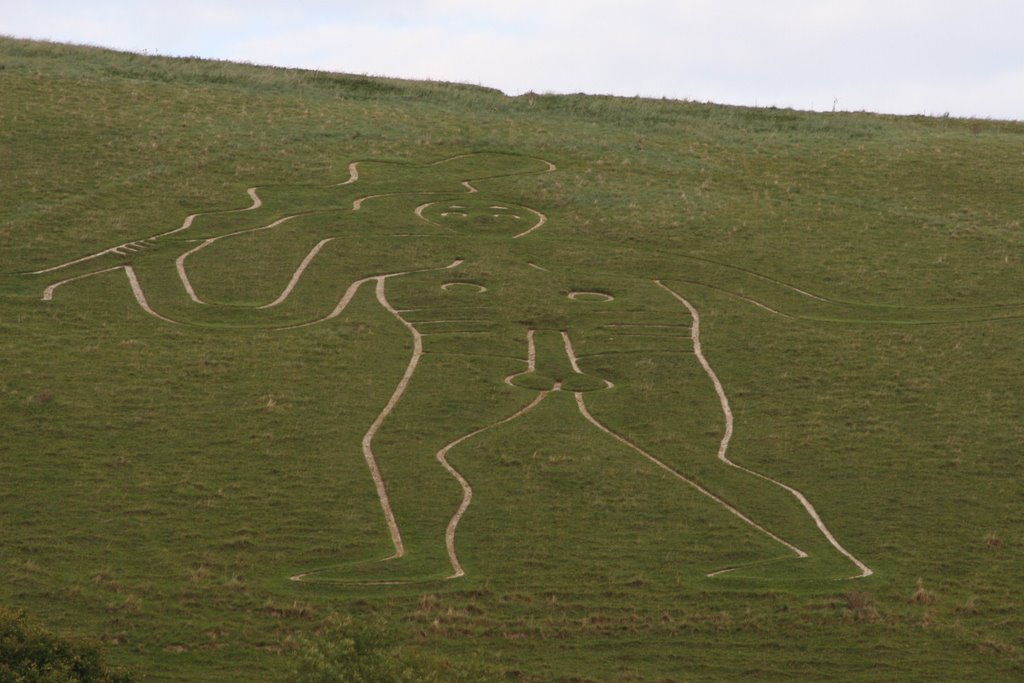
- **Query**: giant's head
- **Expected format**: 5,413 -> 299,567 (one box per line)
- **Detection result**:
415,197 -> 546,238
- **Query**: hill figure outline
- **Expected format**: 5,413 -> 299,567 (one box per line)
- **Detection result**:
24,151 -> 882,583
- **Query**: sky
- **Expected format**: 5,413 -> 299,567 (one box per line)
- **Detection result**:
2,0 -> 1022,121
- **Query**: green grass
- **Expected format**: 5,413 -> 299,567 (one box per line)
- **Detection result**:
2,36 -> 1023,681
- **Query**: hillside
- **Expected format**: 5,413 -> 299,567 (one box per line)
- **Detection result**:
1,36 -> 1023,681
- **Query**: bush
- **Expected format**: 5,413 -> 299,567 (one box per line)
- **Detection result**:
286,615 -> 495,683
0,607 -> 133,682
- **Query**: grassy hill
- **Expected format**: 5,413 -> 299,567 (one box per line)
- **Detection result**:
1,36 -> 1023,681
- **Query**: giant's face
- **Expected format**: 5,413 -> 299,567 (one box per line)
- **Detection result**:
415,198 -> 545,238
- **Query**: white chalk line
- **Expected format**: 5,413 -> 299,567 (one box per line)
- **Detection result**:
436,392 -> 549,578
575,393 -> 807,561
110,241 -> 149,255
675,254 -> 829,303
42,265 -> 180,325
504,329 -> 538,386
44,218 -> 858,582
52,255 -> 460,334
39,152 -> 549,294
173,215 -> 301,305
280,260 -> 463,331
123,266 -> 179,324
568,291 -> 615,302
356,191 -> 458,211
337,162 -> 359,186
175,240 -> 214,304
561,330 -> 615,389
292,271 -> 437,563
446,153 -> 556,176
504,330 -> 614,390
674,254 -> 1024,314
276,277 -> 371,330
349,277 -> 425,560
158,187 -> 262,240
31,152 -> 552,277
669,278 -> 1024,325
45,264 -> 182,325
290,258 -> 466,571
31,152 -> 561,583
259,238 -> 334,309
512,206 -> 547,239
655,280 -> 873,579
294,382 -> 553,589
46,265 -> 180,324
353,193 -> 393,210
732,294 -> 788,318
42,266 -> 124,301
123,257 -> 460,332
675,279 -> 793,318
561,331 -> 584,374
364,152 -> 556,233
31,186 -> 265,276
31,245 -> 138,275
454,153 -> 555,173
412,200 -> 548,239
34,154 -> 349,277
414,202 -> 433,221
441,282 -> 487,293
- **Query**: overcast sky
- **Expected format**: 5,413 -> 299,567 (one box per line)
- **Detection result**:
3,1 -> 1022,121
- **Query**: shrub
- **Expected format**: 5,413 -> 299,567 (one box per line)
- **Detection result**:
285,615 -> 496,683
0,607 -> 133,682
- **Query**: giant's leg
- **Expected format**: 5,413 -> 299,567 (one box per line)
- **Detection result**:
566,282 -> 873,581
